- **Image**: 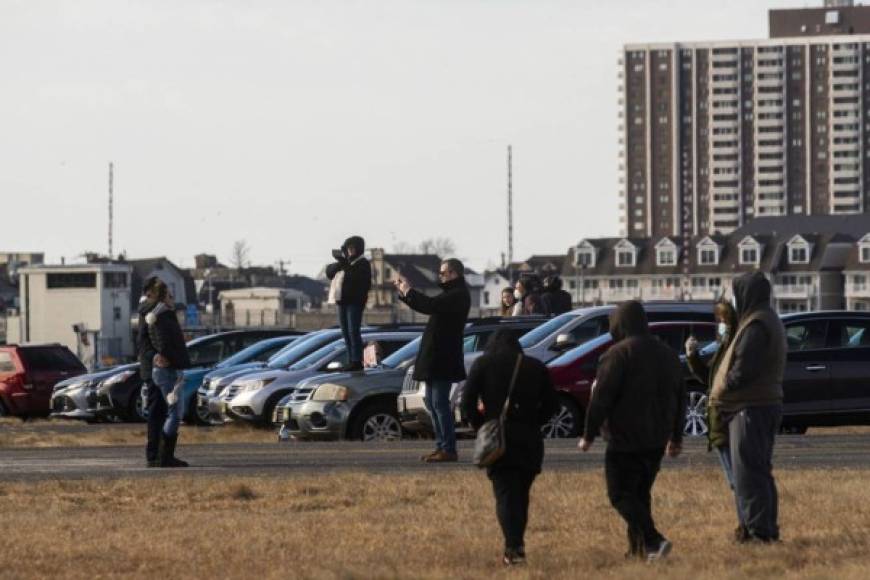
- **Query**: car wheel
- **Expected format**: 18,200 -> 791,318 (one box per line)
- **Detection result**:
684,390 -> 708,437
126,386 -> 148,422
541,398 -> 581,439
193,399 -> 213,426
350,401 -> 403,442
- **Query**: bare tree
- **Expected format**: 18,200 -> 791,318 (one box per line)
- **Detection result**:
419,237 -> 456,258
231,239 -> 251,270
391,241 -> 416,254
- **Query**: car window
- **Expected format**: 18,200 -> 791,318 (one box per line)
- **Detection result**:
548,333 -> 613,367
267,332 -> 335,368
188,340 -> 224,367
290,341 -> 344,371
255,342 -> 290,361
463,335 -> 478,354
569,318 -> 606,344
836,320 -> 870,348
519,312 -> 579,348
381,337 -> 421,369
0,352 -> 17,373
651,327 -> 686,353
18,347 -> 85,372
785,321 -> 828,352
691,324 -> 717,347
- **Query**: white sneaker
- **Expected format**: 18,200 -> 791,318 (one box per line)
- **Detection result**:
646,539 -> 672,562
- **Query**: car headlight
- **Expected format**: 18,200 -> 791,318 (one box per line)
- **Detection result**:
102,370 -> 136,387
241,378 -> 276,392
311,383 -> 350,402
55,380 -> 94,393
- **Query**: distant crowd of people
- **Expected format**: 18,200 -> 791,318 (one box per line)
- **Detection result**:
138,234 -> 787,567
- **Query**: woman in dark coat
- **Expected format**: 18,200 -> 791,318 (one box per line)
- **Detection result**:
461,329 -> 560,566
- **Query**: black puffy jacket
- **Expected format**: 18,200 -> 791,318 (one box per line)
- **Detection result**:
325,236 -> 372,307
148,307 -> 191,370
137,300 -> 158,381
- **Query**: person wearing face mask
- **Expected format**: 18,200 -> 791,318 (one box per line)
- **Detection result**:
394,258 -> 471,462
685,300 -> 743,538
512,277 -> 543,316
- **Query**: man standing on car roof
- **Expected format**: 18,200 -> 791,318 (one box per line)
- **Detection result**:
394,258 -> 470,463
326,236 -> 372,372
710,271 -> 786,544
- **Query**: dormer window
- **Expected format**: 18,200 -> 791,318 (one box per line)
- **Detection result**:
787,235 -> 812,265
614,240 -> 637,268
655,238 -> 678,267
574,241 -> 597,269
859,234 -> 870,264
738,236 -> 762,267
696,237 -> 720,266
862,246 -> 870,264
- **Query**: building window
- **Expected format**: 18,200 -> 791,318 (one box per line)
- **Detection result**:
103,272 -> 128,288
699,248 -> 718,266
790,246 -> 809,264
483,291 -> 490,305
617,250 -> 636,267
576,249 -> 595,268
657,249 -> 676,266
740,248 -> 759,265
861,246 -> 870,263
46,272 -> 97,289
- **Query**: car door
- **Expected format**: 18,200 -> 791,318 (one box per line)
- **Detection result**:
782,319 -> 833,418
825,318 -> 870,420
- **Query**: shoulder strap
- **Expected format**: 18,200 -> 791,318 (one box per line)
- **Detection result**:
500,354 -> 524,421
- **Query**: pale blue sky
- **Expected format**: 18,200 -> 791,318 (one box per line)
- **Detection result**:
1,0 -> 801,275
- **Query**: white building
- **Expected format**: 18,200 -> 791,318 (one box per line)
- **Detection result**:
7,264 -> 134,365
219,287 -> 310,327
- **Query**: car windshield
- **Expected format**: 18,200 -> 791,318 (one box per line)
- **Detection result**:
548,333 -> 613,367
381,337 -> 422,369
266,331 -> 338,369
289,340 -> 345,371
519,312 -> 579,348
215,337 -> 295,369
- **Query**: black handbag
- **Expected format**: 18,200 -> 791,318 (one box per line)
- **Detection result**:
472,354 -> 523,468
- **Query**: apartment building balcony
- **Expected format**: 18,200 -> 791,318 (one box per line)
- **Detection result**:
756,142 -> 785,154
756,117 -> 785,129
773,284 -> 813,299
833,87 -> 861,99
832,168 -> 861,179
846,282 -> 870,298
831,60 -> 860,71
832,100 -> 861,113
831,141 -> 861,152
756,184 -> 785,196
710,78 -> 740,90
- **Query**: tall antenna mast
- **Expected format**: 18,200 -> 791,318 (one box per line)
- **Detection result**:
108,162 -> 114,259
507,145 -> 513,270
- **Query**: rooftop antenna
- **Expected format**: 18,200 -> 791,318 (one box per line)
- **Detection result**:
507,145 -> 513,279
108,162 -> 114,259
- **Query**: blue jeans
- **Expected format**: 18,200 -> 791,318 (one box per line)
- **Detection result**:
425,380 -> 456,455
716,444 -> 746,528
338,304 -> 364,364
152,367 -> 183,438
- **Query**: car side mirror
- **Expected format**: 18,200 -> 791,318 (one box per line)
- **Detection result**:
551,333 -> 577,352
326,360 -> 343,371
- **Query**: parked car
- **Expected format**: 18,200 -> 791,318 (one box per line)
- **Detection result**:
222,331 -> 420,426
184,334 -> 300,424
51,363 -> 138,421
62,329 -> 297,423
0,344 -> 87,418
543,321 -> 717,438
517,302 -> 715,363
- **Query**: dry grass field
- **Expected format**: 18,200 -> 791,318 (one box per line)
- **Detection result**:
1,467 -> 868,579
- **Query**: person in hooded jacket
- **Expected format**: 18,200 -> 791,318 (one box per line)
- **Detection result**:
395,258 -> 470,463
138,276 -> 163,467
461,329 -> 560,566
146,278 -> 192,468
540,275 -> 573,316
578,301 -> 685,561
710,271 -> 786,543
684,300 -> 746,540
325,236 -> 372,371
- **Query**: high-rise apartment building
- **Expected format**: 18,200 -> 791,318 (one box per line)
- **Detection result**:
620,0 -> 870,238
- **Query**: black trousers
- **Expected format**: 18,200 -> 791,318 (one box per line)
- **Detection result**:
489,467 -> 537,552
605,448 -> 666,553
145,379 -> 168,462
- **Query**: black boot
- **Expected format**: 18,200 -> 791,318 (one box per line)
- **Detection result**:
159,434 -> 189,468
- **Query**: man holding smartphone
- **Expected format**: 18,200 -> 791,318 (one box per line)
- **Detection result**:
394,258 -> 470,462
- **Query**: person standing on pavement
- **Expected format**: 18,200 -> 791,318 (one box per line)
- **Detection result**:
578,300 -> 685,561
394,258 -> 470,463
461,329 -> 560,566
710,271 -> 786,544
326,236 -> 372,372
138,276 -> 163,468
499,287 -> 516,317
145,279 -> 192,468
540,275 -> 573,316
685,300 -> 746,540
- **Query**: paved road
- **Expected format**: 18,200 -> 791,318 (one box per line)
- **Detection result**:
0,433 -> 867,481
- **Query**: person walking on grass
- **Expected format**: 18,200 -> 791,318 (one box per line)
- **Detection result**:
685,300 -> 746,541
461,329 -> 560,566
710,271 -> 786,544
578,300 -> 685,562
394,258 -> 470,463
326,236 -> 372,372
138,276 -> 163,468
145,278 -> 191,468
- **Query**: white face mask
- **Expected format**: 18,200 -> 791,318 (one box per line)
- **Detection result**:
717,322 -> 728,337
514,289 -> 523,300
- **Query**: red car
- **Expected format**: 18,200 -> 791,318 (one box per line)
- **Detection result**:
0,344 -> 86,418
543,321 -> 717,438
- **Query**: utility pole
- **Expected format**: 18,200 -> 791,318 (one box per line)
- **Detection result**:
507,145 -> 513,281
108,162 -> 114,259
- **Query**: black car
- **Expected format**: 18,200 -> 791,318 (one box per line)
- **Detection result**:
92,329 -> 302,423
